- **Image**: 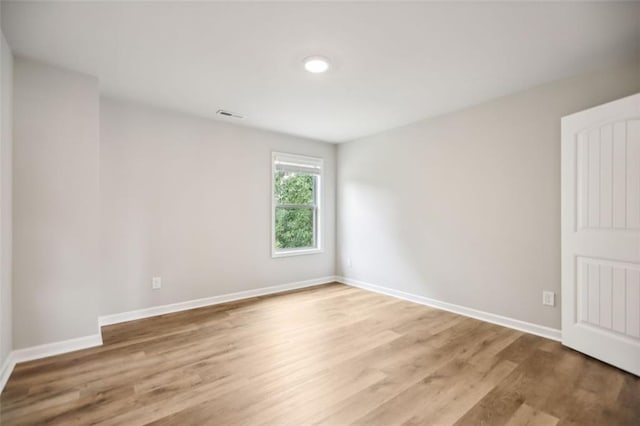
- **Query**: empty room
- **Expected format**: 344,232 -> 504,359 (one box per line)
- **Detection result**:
0,1 -> 639,425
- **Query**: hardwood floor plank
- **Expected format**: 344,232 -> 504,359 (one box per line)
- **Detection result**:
1,283 -> 638,425
505,403 -> 559,426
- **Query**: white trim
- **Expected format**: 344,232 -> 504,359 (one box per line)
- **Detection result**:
12,334 -> 103,364
99,276 -> 337,327
271,151 -> 324,259
1,275 -> 560,395
272,247 -> 324,258
0,352 -> 16,394
337,276 -> 562,342
1,333 -> 102,394
1,276 -> 336,394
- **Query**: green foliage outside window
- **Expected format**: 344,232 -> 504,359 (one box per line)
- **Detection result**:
274,171 -> 316,249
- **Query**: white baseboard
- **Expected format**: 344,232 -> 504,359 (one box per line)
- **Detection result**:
11,333 -> 104,364
99,275 -> 337,327
1,276 -> 337,395
0,352 -> 16,394
2,274 -> 558,394
337,276 -> 562,342
0,333 -> 103,394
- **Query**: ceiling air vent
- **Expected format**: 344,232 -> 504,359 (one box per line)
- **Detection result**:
216,109 -> 244,119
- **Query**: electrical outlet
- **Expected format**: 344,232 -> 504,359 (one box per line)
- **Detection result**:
152,277 -> 162,290
542,291 -> 555,307
346,257 -> 352,268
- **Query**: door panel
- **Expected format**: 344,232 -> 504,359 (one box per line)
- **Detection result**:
576,257 -> 640,338
562,93 -> 640,376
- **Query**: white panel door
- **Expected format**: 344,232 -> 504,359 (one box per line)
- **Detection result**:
562,93 -> 640,376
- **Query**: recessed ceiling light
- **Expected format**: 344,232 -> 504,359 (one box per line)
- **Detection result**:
304,56 -> 330,73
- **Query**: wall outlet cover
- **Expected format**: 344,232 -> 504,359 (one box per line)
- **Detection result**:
542,291 -> 555,307
152,277 -> 162,290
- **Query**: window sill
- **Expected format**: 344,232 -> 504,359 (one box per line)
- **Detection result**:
272,248 -> 323,258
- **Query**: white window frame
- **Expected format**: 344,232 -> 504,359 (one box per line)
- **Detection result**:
271,152 -> 323,258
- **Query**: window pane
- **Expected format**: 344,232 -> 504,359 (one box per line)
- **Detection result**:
275,207 -> 315,249
274,171 -> 315,205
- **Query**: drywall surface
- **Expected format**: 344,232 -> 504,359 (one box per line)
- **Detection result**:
0,31 -> 12,365
337,59 -> 640,329
99,98 -> 336,315
13,58 -> 100,348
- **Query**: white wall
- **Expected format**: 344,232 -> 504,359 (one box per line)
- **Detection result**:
337,59 -> 640,330
8,52 -> 636,349
9,57 -> 335,347
0,31 -> 12,366
99,98 -> 336,316
13,58 -> 100,348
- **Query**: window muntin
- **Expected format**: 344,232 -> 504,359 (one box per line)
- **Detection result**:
272,153 -> 322,257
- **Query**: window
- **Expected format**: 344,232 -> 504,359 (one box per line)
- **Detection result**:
272,152 -> 323,257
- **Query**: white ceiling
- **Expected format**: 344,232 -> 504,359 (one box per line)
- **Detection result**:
2,1 -> 639,142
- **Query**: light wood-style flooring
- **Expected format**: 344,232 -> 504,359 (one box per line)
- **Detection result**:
1,283 -> 638,425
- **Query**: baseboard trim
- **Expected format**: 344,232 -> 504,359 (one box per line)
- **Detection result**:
12,334 -> 104,364
337,276 -> 562,342
1,333 -> 103,394
99,275 -> 338,327
0,352 -> 16,394
2,274 -> 559,394
1,276 -> 338,395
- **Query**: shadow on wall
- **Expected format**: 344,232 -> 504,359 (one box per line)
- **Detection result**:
337,96 -> 563,329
